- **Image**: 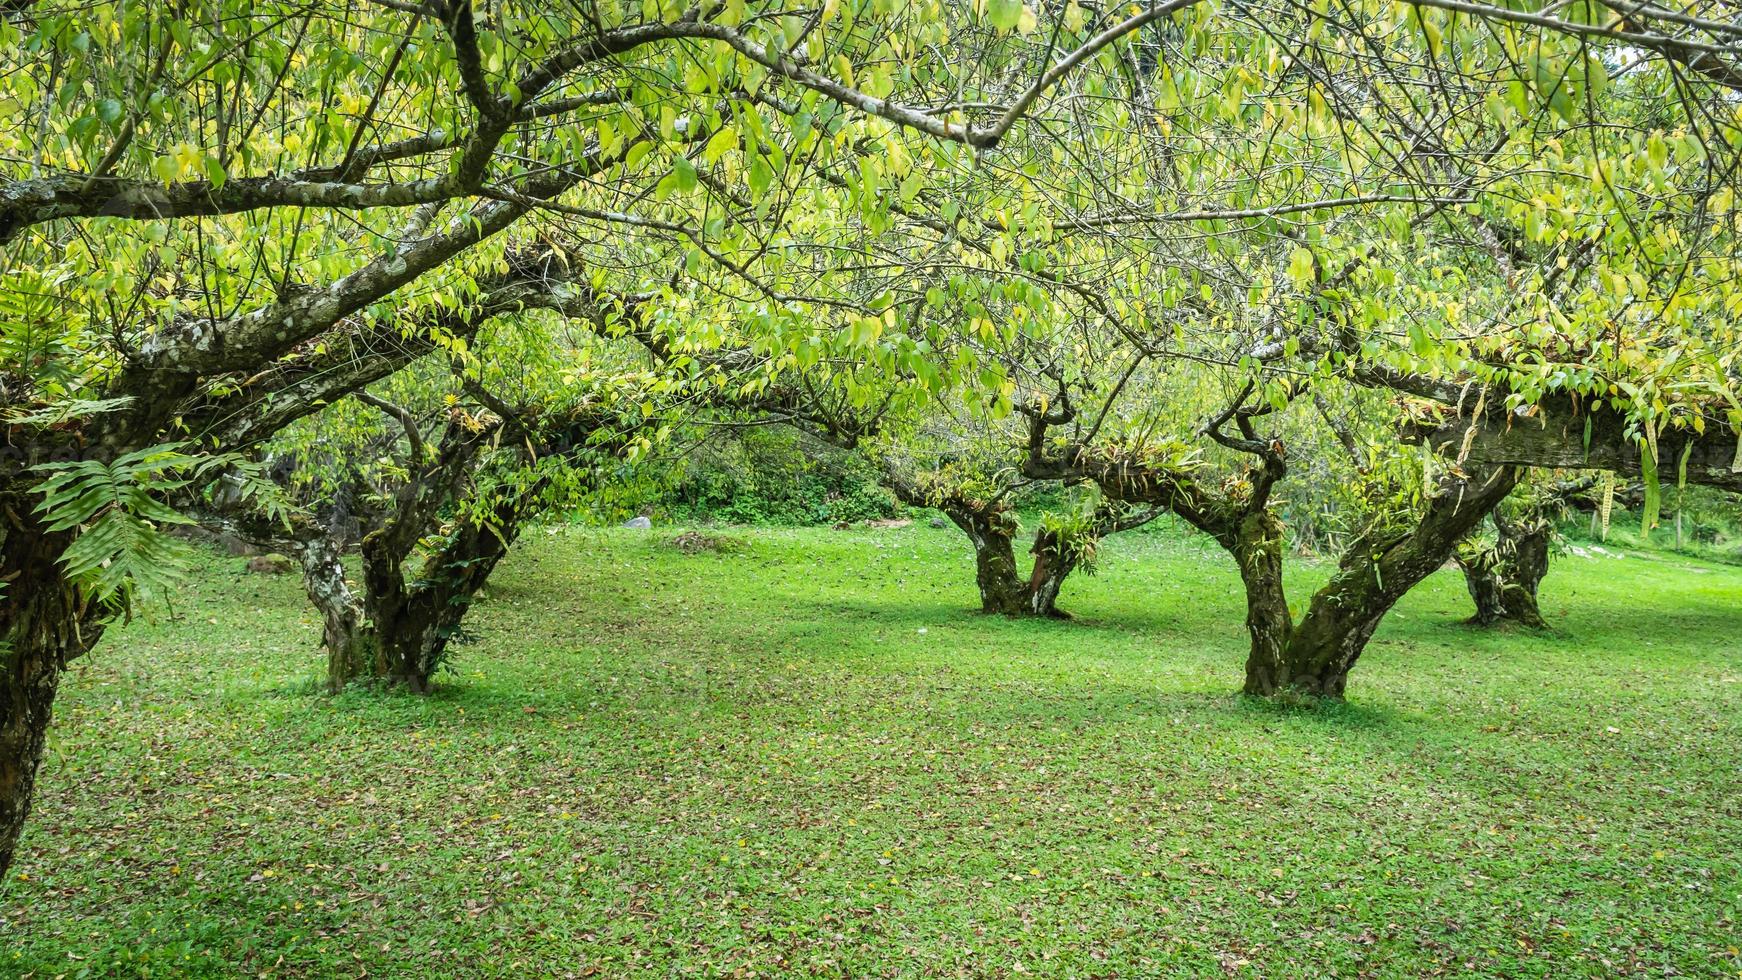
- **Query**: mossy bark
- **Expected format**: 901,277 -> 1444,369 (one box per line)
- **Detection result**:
945,503 -> 1135,618
1456,514 -> 1550,628
1252,466 -> 1525,698
1457,551 -> 1509,626
271,416 -> 528,694
939,503 -> 1029,615
353,510 -> 518,692
1502,521 -> 1550,628
1231,511 -> 1296,696
0,504 -> 104,879
1025,528 -> 1080,618
1021,404 -> 1525,699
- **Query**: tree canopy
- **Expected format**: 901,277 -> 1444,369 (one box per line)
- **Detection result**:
4,0 -> 1742,879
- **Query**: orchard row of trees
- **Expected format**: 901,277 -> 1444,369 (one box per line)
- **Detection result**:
2,0 -> 1739,878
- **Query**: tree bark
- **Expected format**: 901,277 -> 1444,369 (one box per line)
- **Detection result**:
1456,513 -> 1550,628
881,471 -> 1037,616
357,532 -> 448,694
1503,519 -> 1550,628
1026,504 -> 1162,618
941,504 -> 1028,615
1025,528 -> 1080,618
1232,511 -> 1296,696
1260,465 -> 1524,697
351,494 -> 521,692
215,501 -> 513,696
292,533 -> 376,693
190,503 -> 382,694
1408,395 -> 1742,493
1017,431 -> 1516,698
0,503 -> 105,880
1455,549 -> 1509,626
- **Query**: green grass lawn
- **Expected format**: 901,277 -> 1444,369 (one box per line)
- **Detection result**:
4,522 -> 1740,978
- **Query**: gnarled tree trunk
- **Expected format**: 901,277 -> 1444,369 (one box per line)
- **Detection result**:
1456,548 -> 1509,626
1501,519 -> 1551,627
882,472 -> 1035,616
1025,528 -> 1079,618
1231,511 -> 1297,696
355,508 -> 519,693
1455,513 -> 1550,628
1259,465 -> 1524,697
0,504 -> 105,879
940,503 -> 1028,615
1019,431 -> 1516,698
292,533 -> 376,692
193,501 -> 380,694
1025,504 -> 1161,618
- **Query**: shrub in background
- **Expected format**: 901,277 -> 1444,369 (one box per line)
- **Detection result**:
658,428 -> 901,526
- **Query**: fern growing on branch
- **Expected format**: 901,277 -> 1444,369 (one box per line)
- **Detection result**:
32,444 -> 288,609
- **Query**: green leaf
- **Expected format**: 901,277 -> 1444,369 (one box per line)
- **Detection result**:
702,124 -> 738,165
203,153 -> 227,190
747,155 -> 774,198
670,155 -> 698,193
151,154 -> 180,184
1639,439 -> 1660,538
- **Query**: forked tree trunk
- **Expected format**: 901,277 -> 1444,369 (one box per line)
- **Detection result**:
357,530 -> 444,694
1502,521 -> 1551,627
234,411 -> 553,694
885,473 -> 1066,617
1455,516 -> 1550,628
350,508 -> 520,692
1021,418 -> 1521,699
1265,575 -> 1375,699
1030,503 -> 1162,618
1250,465 -> 1524,697
0,505 -> 105,879
952,497 -> 1156,619
945,507 -> 1104,618
248,502 -> 526,695
942,505 -> 1029,615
